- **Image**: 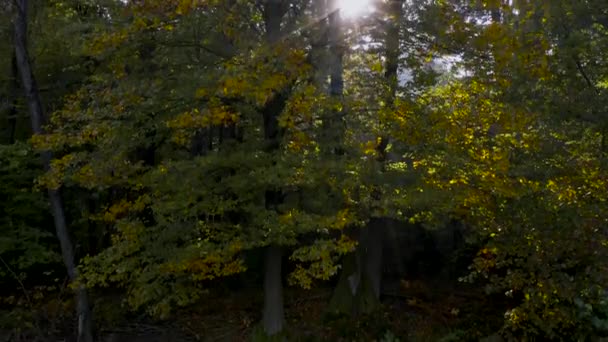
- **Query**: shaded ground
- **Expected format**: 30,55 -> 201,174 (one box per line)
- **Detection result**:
2,277 -> 505,341
165,278 -> 503,341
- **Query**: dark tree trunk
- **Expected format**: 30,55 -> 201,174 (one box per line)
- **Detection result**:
329,0 -> 403,315
384,0 -> 401,101
328,226 -> 382,316
328,6 -> 343,98
261,0 -> 289,336
12,1 -> 94,341
326,0 -> 379,316
262,245 -> 284,336
311,0 -> 328,90
7,52 -> 18,144
48,191 -> 94,342
323,0 -> 345,153
365,219 -> 385,299
365,0 -> 403,301
190,128 -> 210,156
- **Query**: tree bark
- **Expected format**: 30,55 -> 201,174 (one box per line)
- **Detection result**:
327,2 -> 343,98
7,52 -> 18,144
365,218 -> 385,299
324,0 -> 344,152
328,227 -> 382,316
262,245 -> 285,336
325,0 -> 381,316
12,1 -> 94,341
261,0 -> 288,336
328,0 -> 404,315
365,0 -> 404,301
311,0 -> 328,90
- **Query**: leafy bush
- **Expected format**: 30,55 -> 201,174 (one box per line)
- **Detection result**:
0,143 -> 59,282
378,330 -> 401,342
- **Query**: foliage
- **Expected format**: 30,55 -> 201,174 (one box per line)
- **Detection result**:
0,143 -> 59,279
402,0 -> 608,339
31,0 -> 365,318
2,0 -> 608,339
377,330 -> 401,342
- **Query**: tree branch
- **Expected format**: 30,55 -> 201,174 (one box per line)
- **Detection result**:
574,57 -> 599,94
561,23 -> 599,94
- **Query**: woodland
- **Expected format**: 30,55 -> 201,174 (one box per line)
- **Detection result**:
1,0 -> 608,341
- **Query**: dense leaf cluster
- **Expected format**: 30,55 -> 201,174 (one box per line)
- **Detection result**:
1,0 -> 608,340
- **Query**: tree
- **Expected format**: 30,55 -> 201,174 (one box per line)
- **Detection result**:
261,1 -> 289,335
7,0 -> 607,339
11,0 -> 94,341
392,0 -> 608,338
38,0 -> 358,334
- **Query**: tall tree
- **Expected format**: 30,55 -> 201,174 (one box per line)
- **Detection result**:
391,0 -> 608,338
261,0 -> 289,336
5,53 -> 18,144
35,0 -> 357,329
11,0 -> 94,341
327,0 -> 408,316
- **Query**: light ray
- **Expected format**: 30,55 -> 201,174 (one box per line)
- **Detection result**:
337,0 -> 375,19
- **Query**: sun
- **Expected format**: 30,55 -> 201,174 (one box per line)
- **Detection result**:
337,0 -> 375,19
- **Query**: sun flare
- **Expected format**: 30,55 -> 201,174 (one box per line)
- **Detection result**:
337,0 -> 375,19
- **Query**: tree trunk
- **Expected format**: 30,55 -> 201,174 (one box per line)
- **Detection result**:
190,128 -> 211,156
7,52 -> 18,144
12,1 -> 94,341
365,219 -> 385,299
384,0 -> 401,101
364,0 -> 404,302
328,0 -> 404,316
325,0 -> 381,316
261,0 -> 288,336
262,245 -> 285,336
311,0 -> 328,90
328,226 -> 382,316
328,5 -> 343,98
324,0 -> 345,153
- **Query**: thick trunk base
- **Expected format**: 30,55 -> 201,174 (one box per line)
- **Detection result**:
328,220 -> 385,316
76,286 -> 94,342
262,245 -> 285,336
327,250 -> 381,316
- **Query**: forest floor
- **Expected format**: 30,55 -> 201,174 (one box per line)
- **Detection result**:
1,277 -> 505,341
92,278 -> 504,341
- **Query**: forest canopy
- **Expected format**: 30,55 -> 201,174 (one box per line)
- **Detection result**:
1,0 -> 608,341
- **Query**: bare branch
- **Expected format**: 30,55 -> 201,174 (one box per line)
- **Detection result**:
574,57 -> 599,94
